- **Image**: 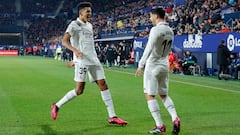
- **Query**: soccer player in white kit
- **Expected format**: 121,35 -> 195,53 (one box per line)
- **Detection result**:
135,7 -> 180,134
51,2 -> 127,125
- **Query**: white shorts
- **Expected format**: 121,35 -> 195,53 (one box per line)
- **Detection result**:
143,64 -> 169,95
74,63 -> 105,82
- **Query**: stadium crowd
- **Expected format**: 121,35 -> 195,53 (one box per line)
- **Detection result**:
21,0 -> 60,14
0,0 -> 16,25
28,0 -> 240,45
1,0 -> 239,46
0,0 -> 240,77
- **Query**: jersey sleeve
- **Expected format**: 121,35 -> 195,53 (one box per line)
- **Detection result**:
138,27 -> 158,68
65,22 -> 74,36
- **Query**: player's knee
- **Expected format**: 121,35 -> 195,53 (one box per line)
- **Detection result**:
100,84 -> 108,90
75,89 -> 84,95
160,95 -> 167,99
145,94 -> 155,100
75,87 -> 85,95
75,82 -> 85,95
96,79 -> 108,90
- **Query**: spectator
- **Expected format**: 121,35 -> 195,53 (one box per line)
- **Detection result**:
202,19 -> 211,34
55,46 -> 62,61
229,53 -> 240,79
217,40 -> 231,80
168,50 -> 180,73
233,18 -> 240,32
95,42 -> 103,61
106,44 -> 116,68
117,41 -> 131,67
117,20 -> 124,29
181,51 -> 198,75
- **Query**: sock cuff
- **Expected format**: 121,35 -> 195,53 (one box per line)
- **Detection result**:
161,96 -> 168,102
147,99 -> 158,104
101,89 -> 111,100
148,99 -> 160,112
72,89 -> 77,96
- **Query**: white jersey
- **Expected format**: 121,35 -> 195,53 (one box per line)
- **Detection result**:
66,18 -> 100,65
138,22 -> 174,70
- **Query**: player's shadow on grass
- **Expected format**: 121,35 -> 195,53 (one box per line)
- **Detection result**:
36,124 -> 79,135
35,125 -> 57,135
35,124 -> 106,135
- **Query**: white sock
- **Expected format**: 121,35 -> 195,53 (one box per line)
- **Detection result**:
101,90 -> 116,118
148,99 -> 163,127
56,89 -> 77,108
162,96 -> 178,122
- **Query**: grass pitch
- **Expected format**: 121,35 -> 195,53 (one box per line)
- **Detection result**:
0,56 -> 240,135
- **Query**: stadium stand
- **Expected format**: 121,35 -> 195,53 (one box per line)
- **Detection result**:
21,0 -> 61,14
0,0 -> 239,41
0,0 -> 16,25
0,0 -> 239,77
1,0 -> 239,46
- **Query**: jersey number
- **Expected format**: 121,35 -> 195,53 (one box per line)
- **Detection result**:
162,40 -> 172,57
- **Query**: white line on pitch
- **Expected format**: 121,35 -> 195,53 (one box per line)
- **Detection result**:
105,68 -> 240,94
171,79 -> 240,94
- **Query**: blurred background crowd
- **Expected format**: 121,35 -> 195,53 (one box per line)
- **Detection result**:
0,0 -> 240,78
0,0 -> 239,47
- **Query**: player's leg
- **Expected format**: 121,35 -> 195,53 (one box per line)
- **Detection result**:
146,94 -> 166,134
158,72 -> 180,135
144,66 -> 165,134
160,94 -> 180,135
51,63 -> 87,120
55,82 -> 85,108
95,79 -> 128,125
89,65 -> 116,117
96,79 -> 116,118
51,82 -> 85,120
89,65 -> 127,125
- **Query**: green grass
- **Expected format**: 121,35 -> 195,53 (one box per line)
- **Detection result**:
0,56 -> 240,135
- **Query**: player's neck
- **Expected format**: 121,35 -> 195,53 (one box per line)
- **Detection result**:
155,18 -> 165,25
78,17 -> 87,23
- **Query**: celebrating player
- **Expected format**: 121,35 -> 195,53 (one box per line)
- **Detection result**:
135,7 -> 180,134
51,2 -> 127,126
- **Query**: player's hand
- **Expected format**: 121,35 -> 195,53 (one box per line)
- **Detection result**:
66,61 -> 74,68
73,49 -> 83,59
135,67 -> 143,77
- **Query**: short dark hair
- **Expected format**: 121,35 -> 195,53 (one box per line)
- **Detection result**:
151,7 -> 165,19
77,2 -> 92,12
221,39 -> 225,44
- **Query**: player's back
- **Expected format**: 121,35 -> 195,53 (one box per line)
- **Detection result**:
147,22 -> 174,66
